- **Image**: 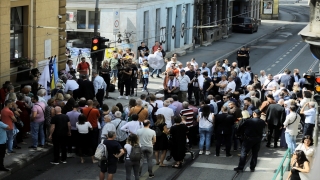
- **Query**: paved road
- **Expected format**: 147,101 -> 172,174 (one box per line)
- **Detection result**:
3,4 -> 315,180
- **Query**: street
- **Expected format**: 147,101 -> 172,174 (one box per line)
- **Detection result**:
3,3 -> 316,180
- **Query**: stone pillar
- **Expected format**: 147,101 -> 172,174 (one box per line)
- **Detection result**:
0,0 -> 11,85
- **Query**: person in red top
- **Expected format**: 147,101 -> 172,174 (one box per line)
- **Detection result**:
0,81 -> 11,109
77,57 -> 91,76
1,100 -> 17,153
81,100 -> 100,149
152,41 -> 162,54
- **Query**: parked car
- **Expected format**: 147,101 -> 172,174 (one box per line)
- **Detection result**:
232,17 -> 258,34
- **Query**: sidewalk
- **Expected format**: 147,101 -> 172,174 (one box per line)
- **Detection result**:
0,16 -> 286,180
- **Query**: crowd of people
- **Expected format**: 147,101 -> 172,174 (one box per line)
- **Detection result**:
0,43 -> 317,180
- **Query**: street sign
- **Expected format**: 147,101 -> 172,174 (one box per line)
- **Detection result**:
113,9 -> 120,35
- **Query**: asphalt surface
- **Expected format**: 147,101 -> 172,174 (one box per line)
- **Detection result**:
4,3 -> 317,180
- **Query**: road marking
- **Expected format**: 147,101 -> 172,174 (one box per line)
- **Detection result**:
283,55 -> 287,57
278,44 -> 309,74
191,162 -> 235,170
289,49 -> 292,51
260,39 -> 287,43
250,46 -> 277,49
267,68 -> 271,71
286,52 -> 290,54
271,64 -> 276,67
279,58 -> 283,60
275,61 -> 280,63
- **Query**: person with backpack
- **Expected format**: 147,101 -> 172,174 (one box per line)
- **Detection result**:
77,57 -> 91,76
153,114 -> 169,167
111,111 -> 128,163
100,131 -> 124,180
124,134 -> 141,180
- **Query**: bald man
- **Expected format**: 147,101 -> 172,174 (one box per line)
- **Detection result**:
49,106 -> 71,165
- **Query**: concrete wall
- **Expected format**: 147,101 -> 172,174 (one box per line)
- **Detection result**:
0,0 -> 11,85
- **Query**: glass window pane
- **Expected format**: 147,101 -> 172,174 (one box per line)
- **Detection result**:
88,11 -> 100,29
77,10 -> 86,29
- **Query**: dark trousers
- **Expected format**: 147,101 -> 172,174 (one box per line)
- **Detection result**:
238,137 -> 261,169
120,79 -> 131,96
90,128 -> 99,150
188,85 -> 194,101
131,77 -> 137,95
0,143 -> 6,168
237,59 -> 244,69
187,126 -> 198,147
193,87 -> 200,105
96,89 -> 104,107
267,125 -> 281,147
117,139 -> 127,161
52,136 -> 67,162
216,133 -> 232,156
303,123 -> 315,137
67,130 -> 78,153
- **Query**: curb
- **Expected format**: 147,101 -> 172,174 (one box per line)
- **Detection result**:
207,25 -> 284,68
0,147 -> 53,179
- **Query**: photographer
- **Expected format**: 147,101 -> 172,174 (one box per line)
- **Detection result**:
186,65 -> 196,102
118,61 -> 132,100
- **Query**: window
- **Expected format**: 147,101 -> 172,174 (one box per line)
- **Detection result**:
155,9 -> 160,42
77,10 -> 86,29
88,11 -> 100,29
10,7 -> 23,60
143,11 -> 149,44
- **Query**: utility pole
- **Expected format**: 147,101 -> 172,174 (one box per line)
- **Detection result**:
92,0 -> 100,70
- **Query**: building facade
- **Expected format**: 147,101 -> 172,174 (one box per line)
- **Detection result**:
0,0 -> 66,85
66,0 -> 194,58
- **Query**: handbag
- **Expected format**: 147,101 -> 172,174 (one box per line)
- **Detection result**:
172,87 -> 180,94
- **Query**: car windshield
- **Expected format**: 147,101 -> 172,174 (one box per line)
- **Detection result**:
244,18 -> 251,23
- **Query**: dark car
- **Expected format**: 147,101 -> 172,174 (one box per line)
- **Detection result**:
232,17 -> 258,34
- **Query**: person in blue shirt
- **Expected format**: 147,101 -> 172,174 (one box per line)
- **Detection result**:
238,67 -> 251,88
0,120 -> 9,171
200,62 -> 211,77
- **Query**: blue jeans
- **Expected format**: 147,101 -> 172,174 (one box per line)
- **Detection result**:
199,127 -> 213,150
143,78 -> 149,90
6,130 -> 14,152
285,132 -> 296,154
110,70 -> 118,78
31,121 -> 45,147
303,123 -> 315,137
151,69 -> 159,76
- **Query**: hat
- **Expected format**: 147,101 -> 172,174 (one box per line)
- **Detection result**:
155,94 -> 164,98
253,109 -> 261,115
180,69 -> 185,73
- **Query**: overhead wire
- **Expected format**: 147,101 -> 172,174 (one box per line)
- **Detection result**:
1,8 -> 260,79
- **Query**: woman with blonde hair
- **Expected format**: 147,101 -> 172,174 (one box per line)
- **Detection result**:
54,93 -> 65,107
153,114 -> 169,166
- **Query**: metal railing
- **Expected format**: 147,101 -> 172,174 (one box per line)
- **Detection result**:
272,148 -> 291,180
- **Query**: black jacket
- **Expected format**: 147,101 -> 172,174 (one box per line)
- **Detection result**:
215,113 -> 234,135
78,79 -> 95,100
266,104 -> 286,127
239,117 -> 265,138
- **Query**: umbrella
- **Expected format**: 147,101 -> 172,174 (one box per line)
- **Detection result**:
148,54 -> 164,69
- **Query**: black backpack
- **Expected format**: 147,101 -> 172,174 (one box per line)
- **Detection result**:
129,145 -> 142,161
150,103 -> 158,123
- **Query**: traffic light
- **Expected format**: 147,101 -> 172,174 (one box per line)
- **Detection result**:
303,72 -> 315,91
99,37 -> 109,49
314,73 -> 320,101
91,37 -> 100,52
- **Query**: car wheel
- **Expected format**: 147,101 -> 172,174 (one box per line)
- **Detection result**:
250,29 -> 254,34
255,27 -> 258,32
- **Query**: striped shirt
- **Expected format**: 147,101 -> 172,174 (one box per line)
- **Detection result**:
180,108 -> 194,128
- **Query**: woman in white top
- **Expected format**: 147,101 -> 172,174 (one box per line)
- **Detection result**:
295,135 -> 315,166
65,60 -> 76,76
124,134 -> 140,180
197,105 -> 214,155
76,114 -> 97,164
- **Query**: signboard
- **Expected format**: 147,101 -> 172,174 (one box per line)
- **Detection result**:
113,9 -> 120,35
263,1 -> 273,14
44,39 -> 51,58
105,47 -> 117,59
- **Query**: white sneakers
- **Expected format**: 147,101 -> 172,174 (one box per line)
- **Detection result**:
199,150 -> 203,155
205,151 -> 211,155
118,96 -> 129,99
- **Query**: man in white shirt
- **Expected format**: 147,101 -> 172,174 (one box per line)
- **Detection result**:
111,111 -> 128,163
184,62 -> 191,72
283,106 -> 301,154
262,74 -> 279,97
178,69 -> 190,102
101,115 -> 116,139
121,114 -> 143,135
225,76 -> 236,94
155,94 -> 164,108
259,70 -> 267,85
155,100 -> 174,128
92,69 -> 107,106
300,102 -> 316,137
63,76 -> 79,99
